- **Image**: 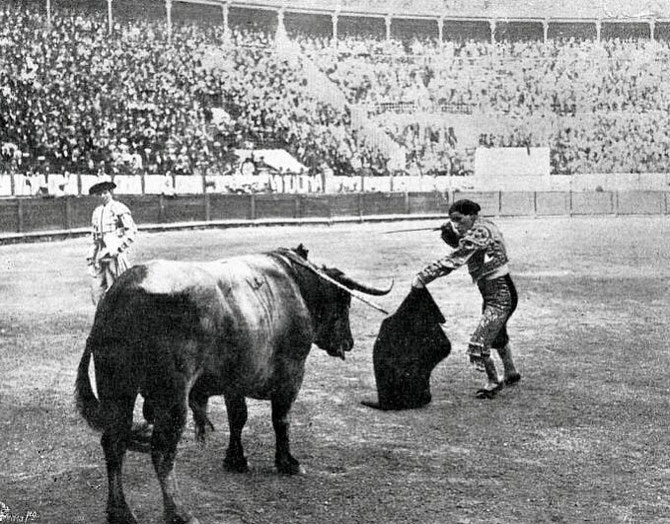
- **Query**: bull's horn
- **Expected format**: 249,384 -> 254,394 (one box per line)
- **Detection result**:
280,249 -> 390,314
334,274 -> 394,296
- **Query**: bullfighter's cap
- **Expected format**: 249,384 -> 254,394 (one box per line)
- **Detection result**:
89,180 -> 117,195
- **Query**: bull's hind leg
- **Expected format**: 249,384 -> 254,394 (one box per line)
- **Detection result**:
150,398 -> 199,524
272,396 -> 303,475
189,384 -> 215,444
101,396 -> 139,524
142,396 -> 155,424
223,394 -> 249,472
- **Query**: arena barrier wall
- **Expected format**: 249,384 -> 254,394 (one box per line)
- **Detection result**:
4,172 -> 670,197
1,190 -> 668,240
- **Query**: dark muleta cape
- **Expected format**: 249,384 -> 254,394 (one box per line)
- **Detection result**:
362,286 -> 451,410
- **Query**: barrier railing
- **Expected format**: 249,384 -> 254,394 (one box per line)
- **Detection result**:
1,191 -> 668,240
0,172 -> 326,198
5,171 -> 670,198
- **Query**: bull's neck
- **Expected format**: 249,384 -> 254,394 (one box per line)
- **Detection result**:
271,253 -> 321,319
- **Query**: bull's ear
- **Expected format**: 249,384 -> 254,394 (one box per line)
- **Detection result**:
294,243 -> 309,259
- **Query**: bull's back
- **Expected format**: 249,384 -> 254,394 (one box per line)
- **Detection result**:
93,262 -> 217,341
92,257 -> 313,396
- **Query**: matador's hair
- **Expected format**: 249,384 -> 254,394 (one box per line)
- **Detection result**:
449,199 -> 481,215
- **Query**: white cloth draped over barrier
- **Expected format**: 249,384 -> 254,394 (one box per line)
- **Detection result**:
48,173 -> 78,195
174,176 -> 203,195
143,174 -> 175,195
331,174 -> 456,193
268,173 -> 324,193
13,173 -> 47,196
205,173 -> 271,194
0,173 -> 324,196
112,175 -> 143,195
1,172 -> 670,196
0,174 -> 12,196
81,175 -> 102,195
203,173 -> 323,194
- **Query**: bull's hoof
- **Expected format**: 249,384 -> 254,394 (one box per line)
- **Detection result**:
107,507 -> 139,524
164,509 -> 200,524
194,417 -> 216,444
276,455 -> 303,475
504,373 -> 521,386
223,454 -> 249,473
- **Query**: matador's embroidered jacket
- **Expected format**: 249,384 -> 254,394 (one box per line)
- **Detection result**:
417,217 -> 509,285
87,200 -> 137,263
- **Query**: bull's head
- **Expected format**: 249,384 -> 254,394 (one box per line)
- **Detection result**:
284,245 -> 393,360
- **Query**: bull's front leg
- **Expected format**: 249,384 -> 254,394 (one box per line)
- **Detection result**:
223,394 -> 249,472
271,396 -> 304,475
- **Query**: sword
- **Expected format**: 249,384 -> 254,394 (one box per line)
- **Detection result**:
383,226 -> 442,235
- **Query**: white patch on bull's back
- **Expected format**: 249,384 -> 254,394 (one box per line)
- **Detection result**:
136,256 -> 302,357
137,255 -> 287,301
138,260 -> 220,294
220,257 -> 265,284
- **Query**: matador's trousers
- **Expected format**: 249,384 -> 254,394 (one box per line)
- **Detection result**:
467,274 -> 518,362
90,253 -> 129,306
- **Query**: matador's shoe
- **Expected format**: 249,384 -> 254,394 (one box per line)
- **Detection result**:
475,381 -> 503,399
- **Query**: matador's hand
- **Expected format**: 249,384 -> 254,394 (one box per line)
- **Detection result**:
440,221 -> 461,247
411,276 -> 425,289
86,263 -> 98,278
97,249 -> 115,262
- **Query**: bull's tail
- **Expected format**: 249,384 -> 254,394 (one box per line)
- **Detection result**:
74,337 -> 106,432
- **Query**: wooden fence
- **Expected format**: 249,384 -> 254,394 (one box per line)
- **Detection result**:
1,191 -> 668,240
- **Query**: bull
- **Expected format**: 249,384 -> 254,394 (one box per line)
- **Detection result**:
75,245 -> 390,524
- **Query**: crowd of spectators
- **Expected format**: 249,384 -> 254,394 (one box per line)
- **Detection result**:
1,3 -> 215,177
301,34 -> 670,174
0,1 -> 372,183
3,0 -> 670,184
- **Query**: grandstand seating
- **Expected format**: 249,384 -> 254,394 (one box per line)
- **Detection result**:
302,36 -> 670,175
0,0 -> 376,186
2,0 -> 670,195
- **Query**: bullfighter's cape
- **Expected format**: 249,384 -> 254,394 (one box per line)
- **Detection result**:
362,286 -> 451,410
